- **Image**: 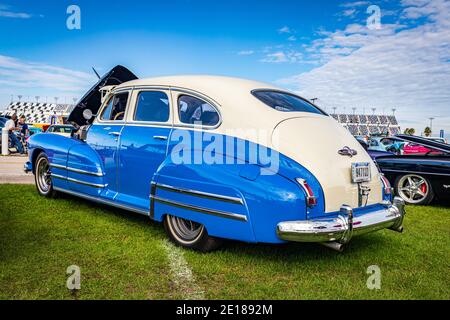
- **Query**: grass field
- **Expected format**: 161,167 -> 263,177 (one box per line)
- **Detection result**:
0,184 -> 449,300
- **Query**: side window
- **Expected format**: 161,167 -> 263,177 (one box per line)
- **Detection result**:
134,91 -> 170,122
100,92 -> 129,121
178,95 -> 220,126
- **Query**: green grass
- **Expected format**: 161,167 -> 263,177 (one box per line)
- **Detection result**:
0,184 -> 449,300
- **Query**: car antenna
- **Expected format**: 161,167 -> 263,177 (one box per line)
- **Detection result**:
92,67 -> 101,80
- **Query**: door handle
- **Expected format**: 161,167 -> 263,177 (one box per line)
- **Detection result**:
153,136 -> 168,141
109,132 -> 121,137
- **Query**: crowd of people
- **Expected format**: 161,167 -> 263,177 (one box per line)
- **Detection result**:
3,114 -> 29,155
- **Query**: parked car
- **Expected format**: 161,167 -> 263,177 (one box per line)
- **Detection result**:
25,65 -> 405,252
368,136 -> 405,155
403,142 -> 443,155
356,137 -> 394,160
46,125 -> 75,138
376,135 -> 450,205
29,126 -> 43,136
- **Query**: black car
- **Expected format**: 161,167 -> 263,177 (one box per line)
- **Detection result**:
376,135 -> 450,205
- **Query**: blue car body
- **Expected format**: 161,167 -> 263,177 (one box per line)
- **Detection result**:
25,66 -> 406,250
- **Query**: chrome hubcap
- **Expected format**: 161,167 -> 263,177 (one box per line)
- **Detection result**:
398,175 -> 428,204
37,158 -> 52,193
168,216 -> 203,243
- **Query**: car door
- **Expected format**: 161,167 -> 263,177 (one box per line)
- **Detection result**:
116,89 -> 173,211
73,91 -> 131,198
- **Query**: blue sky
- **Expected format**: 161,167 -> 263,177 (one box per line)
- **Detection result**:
0,0 -> 449,135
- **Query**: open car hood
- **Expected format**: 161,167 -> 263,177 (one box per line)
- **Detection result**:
395,134 -> 450,154
68,65 -> 138,127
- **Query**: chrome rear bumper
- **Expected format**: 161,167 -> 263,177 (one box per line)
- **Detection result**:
277,197 -> 405,250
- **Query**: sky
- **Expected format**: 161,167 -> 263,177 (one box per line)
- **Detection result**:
0,0 -> 449,136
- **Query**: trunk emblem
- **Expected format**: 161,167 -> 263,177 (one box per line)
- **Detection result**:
338,146 -> 358,157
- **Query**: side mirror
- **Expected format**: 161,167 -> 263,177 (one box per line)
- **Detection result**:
79,125 -> 90,141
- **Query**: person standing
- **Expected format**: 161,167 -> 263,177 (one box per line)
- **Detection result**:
4,114 -> 24,154
18,115 -> 29,137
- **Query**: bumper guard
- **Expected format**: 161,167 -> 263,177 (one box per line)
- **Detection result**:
277,197 -> 406,251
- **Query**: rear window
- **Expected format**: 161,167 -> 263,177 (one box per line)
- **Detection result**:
252,90 -> 325,115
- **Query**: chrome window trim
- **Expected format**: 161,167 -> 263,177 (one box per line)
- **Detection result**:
106,85 -> 222,130
129,89 -> 172,125
175,92 -> 222,130
150,195 -> 247,222
51,174 -> 107,188
50,163 -> 104,177
156,183 -> 244,205
53,187 -> 148,216
95,89 -> 133,124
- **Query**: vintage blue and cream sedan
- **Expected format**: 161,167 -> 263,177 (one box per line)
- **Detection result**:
25,66 -> 405,252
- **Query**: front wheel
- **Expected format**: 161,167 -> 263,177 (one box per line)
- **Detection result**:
163,215 -> 222,252
395,174 -> 434,205
34,153 -> 57,198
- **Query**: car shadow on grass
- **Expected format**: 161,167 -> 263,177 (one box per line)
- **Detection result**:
57,192 -> 166,238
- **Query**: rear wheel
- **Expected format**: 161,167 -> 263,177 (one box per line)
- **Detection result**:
34,153 -> 57,198
163,215 -> 222,252
395,174 -> 434,205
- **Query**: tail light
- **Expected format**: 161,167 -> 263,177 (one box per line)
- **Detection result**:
296,178 -> 317,208
380,175 -> 392,195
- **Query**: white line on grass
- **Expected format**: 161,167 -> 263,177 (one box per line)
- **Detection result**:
161,239 -> 205,300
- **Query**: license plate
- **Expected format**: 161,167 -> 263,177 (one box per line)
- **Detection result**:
352,162 -> 371,183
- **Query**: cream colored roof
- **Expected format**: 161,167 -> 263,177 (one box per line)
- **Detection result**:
116,75 -> 282,96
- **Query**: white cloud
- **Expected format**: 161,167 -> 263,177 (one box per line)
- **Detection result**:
278,26 -> 291,34
287,35 -> 297,41
340,1 -> 370,8
0,3 -> 33,19
342,9 -> 357,17
237,50 -> 255,56
0,55 -> 95,104
261,51 -> 305,64
278,0 -> 450,133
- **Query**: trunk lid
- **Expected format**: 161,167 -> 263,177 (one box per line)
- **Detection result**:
272,115 -> 383,213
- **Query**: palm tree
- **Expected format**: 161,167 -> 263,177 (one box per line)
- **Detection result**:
424,127 -> 432,137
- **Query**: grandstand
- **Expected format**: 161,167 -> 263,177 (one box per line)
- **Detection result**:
0,101 -> 75,124
331,113 -> 401,137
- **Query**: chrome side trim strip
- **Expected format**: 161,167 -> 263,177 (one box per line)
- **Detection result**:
381,169 -> 450,177
151,195 -> 247,222
50,163 -> 105,177
156,183 -> 244,205
51,174 -> 107,189
53,187 -> 148,216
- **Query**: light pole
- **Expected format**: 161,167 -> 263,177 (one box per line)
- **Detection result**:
54,97 -> 59,104
352,107 -> 357,115
429,117 -> 435,134
392,108 -> 397,116
333,107 -> 337,115
18,95 -> 23,102
35,96 -> 40,104
372,108 -> 376,115
311,98 -> 318,104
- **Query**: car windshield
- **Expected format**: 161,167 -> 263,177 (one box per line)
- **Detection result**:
51,126 -> 73,133
252,90 -> 325,115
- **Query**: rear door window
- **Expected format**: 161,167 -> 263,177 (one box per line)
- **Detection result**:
178,95 -> 220,126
